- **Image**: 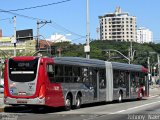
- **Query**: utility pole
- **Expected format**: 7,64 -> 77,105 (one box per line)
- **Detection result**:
157,54 -> 160,79
12,16 -> 17,56
36,20 -> 51,51
84,0 -> 90,59
37,20 -> 40,51
130,40 -> 133,61
146,57 -> 150,97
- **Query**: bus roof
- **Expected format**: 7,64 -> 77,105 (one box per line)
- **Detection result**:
111,62 -> 147,73
9,56 -> 39,61
53,57 -> 147,73
53,57 -> 106,68
8,56 -> 147,73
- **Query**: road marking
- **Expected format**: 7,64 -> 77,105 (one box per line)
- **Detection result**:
149,95 -> 159,98
82,114 -> 110,120
110,100 -> 160,114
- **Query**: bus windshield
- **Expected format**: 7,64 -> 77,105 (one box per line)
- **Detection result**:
9,58 -> 39,82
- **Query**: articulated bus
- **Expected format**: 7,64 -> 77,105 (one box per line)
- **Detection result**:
4,56 -> 148,110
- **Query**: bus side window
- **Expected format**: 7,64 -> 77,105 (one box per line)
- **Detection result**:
89,68 -> 97,87
55,65 -> 64,82
82,67 -> 89,83
64,65 -> 73,83
47,64 -> 54,83
119,71 -> 125,88
99,69 -> 106,89
73,67 -> 81,83
113,70 -> 119,88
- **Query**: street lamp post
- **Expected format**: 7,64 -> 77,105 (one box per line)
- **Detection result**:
36,20 -> 51,51
149,52 -> 160,82
39,35 -> 51,55
102,49 -> 131,98
53,34 -> 71,57
102,49 -> 130,64
33,34 -> 71,57
153,66 -> 156,83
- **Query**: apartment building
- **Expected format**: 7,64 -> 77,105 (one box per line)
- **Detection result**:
137,27 -> 153,43
99,7 -> 137,42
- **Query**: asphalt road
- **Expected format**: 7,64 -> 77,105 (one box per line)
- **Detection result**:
1,96 -> 160,120
0,86 -> 159,120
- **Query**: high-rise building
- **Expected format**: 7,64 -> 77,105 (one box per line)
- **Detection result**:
99,7 -> 137,42
137,27 -> 153,43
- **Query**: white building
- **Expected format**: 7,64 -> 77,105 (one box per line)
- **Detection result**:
99,7 -> 137,42
47,33 -> 71,43
137,27 -> 153,43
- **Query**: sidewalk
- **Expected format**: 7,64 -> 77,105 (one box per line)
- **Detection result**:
149,84 -> 160,97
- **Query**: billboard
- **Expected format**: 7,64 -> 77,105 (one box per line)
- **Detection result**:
16,29 -> 33,41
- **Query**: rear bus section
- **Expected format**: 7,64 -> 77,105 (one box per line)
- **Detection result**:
4,57 -> 45,106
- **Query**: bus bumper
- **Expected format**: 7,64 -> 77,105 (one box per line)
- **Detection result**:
4,97 -> 45,105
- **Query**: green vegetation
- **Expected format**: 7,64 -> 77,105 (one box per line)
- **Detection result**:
51,40 -> 160,68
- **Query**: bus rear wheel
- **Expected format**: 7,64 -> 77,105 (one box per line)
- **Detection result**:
74,95 -> 81,109
65,96 -> 72,111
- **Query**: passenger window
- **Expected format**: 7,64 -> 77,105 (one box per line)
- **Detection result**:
55,65 -> 64,82
99,69 -> 106,89
64,65 -> 73,83
82,67 -> 89,83
73,67 -> 81,83
47,64 -> 54,83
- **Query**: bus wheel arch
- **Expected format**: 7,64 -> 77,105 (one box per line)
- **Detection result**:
65,92 -> 73,111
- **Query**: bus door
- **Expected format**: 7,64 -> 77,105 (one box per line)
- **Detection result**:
90,68 -> 99,100
99,69 -> 106,101
82,67 -> 99,101
130,72 -> 138,98
125,72 -> 130,98
83,68 -> 99,100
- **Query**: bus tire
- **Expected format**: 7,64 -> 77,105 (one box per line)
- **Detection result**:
65,95 -> 72,111
118,92 -> 123,103
74,94 -> 81,109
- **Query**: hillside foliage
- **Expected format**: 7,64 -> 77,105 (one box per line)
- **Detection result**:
51,40 -> 160,68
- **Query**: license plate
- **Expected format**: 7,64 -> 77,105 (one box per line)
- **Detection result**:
17,100 -> 27,104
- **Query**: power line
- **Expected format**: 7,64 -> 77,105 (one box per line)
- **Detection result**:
0,0 -> 72,12
0,1 -> 85,39
48,22 -> 85,38
0,18 -> 11,21
71,36 -> 85,42
0,9 -> 85,38
0,8 -> 44,21
0,9 -> 85,39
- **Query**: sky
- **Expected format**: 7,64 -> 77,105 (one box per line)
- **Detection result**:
0,0 -> 160,44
